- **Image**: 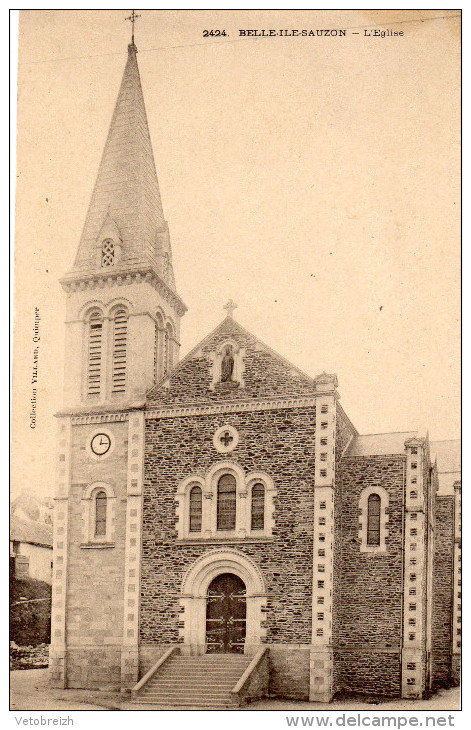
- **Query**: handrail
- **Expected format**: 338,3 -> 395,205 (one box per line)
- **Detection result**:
132,646 -> 178,694
230,647 -> 268,697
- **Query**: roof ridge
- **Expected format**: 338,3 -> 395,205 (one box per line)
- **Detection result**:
356,430 -> 417,437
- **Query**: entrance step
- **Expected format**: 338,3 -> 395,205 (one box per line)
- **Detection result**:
132,653 -> 252,709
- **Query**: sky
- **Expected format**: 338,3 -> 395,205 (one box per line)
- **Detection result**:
12,10 -> 460,499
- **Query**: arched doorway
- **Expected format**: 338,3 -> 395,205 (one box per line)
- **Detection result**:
180,549 -> 266,655
206,573 -> 246,654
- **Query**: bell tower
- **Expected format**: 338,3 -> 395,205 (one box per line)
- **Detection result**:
60,41 -> 186,411
50,36 -> 186,691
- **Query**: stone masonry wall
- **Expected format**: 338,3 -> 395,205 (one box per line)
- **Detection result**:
141,406 -> 316,649
432,495 -> 454,687
335,455 -> 405,697
65,420 -> 128,688
334,649 -> 401,698
268,645 -> 311,699
148,318 -> 318,406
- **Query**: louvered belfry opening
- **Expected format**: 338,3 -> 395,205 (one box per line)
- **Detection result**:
87,311 -> 103,396
112,309 -> 128,393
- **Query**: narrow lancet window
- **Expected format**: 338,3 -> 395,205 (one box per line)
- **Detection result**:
367,494 -> 381,545
95,491 -> 107,537
189,487 -> 202,532
217,474 -> 236,530
251,483 -> 265,530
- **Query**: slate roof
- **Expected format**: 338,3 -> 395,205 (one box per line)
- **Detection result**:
430,439 -> 461,495
346,431 -> 418,457
10,516 -> 53,549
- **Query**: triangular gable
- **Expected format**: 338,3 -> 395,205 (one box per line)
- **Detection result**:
147,316 -> 319,406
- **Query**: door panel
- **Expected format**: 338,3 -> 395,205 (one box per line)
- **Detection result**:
206,573 -> 246,653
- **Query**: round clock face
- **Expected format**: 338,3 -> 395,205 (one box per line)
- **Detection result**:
90,432 -> 111,456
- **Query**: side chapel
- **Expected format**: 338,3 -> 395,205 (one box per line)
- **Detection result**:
50,40 -> 461,705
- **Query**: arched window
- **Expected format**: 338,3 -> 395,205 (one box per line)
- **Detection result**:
176,468 -> 276,540
251,483 -> 265,530
155,312 -> 164,380
189,486 -> 202,532
101,239 -> 115,267
163,327 -> 169,373
82,482 -> 116,546
112,309 -> 128,393
95,490 -> 107,537
217,474 -> 236,530
87,311 -> 103,396
367,494 -> 381,546
164,322 -> 174,374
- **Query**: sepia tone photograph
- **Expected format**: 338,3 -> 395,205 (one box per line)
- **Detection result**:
11,9 -> 460,714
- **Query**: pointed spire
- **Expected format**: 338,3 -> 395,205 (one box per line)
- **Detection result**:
69,41 -> 176,290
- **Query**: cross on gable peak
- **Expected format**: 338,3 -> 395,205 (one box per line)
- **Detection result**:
223,300 -> 238,318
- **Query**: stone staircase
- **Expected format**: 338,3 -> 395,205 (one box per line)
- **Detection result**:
132,653 -> 253,708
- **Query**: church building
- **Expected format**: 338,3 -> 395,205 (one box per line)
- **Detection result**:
50,40 -> 460,706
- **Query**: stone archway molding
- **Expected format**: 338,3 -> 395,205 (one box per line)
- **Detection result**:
179,549 -> 267,655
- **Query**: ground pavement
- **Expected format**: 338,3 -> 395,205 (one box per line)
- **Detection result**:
10,669 -> 460,712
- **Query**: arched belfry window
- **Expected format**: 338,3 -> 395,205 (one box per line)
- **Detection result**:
367,494 -> 381,545
101,239 -> 115,267
112,308 -> 128,393
94,490 -> 107,537
164,322 -> 174,374
87,310 -> 103,396
251,483 -> 265,530
155,312 -> 164,380
217,474 -> 237,530
189,486 -> 202,532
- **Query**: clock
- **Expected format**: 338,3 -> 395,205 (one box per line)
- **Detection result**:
90,432 -> 111,456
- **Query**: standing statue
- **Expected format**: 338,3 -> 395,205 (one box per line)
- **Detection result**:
221,345 -> 235,382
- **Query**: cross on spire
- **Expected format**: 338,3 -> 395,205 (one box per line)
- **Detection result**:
125,10 -> 141,45
223,300 -> 238,318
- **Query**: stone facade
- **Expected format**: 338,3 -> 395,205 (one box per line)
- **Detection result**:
141,394 -> 317,700
336,455 -> 405,697
51,40 -> 460,701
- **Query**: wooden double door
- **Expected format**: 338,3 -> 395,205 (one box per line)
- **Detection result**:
205,573 -> 246,654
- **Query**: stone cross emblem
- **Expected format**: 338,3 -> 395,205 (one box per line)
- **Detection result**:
219,430 -> 233,447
